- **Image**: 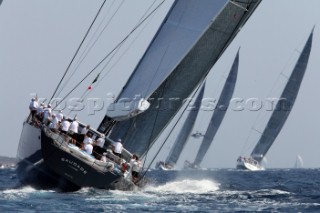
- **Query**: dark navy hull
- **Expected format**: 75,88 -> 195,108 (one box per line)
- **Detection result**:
16,155 -> 80,191
41,130 -> 135,190
16,123 -> 80,191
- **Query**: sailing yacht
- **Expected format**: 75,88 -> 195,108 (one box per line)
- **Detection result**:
155,83 -> 206,170
236,29 -> 314,171
157,48 -> 239,171
294,155 -> 304,168
16,0 -> 261,191
184,49 -> 239,169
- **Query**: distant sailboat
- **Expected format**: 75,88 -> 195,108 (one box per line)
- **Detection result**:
237,29 -> 314,171
191,131 -> 205,139
184,49 -> 240,169
155,83 -> 206,170
294,155 -> 304,168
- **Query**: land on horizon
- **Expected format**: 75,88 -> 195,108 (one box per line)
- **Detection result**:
0,156 -> 17,166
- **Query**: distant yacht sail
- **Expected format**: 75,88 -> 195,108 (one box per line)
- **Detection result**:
237,29 -> 314,171
155,82 -> 206,170
185,49 -> 239,169
294,155 -> 304,168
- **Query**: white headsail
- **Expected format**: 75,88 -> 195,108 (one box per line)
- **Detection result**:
98,0 -> 262,157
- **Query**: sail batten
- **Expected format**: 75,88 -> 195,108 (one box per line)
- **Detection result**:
251,30 -> 314,163
108,0 -> 262,156
193,50 -> 239,166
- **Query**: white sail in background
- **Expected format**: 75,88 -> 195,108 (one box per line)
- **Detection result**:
237,29 -> 314,170
163,83 -> 206,169
250,29 -> 313,163
192,49 -> 239,167
294,155 -> 304,168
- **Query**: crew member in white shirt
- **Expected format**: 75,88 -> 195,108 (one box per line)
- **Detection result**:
60,118 -> 71,134
83,132 -> 93,155
56,110 -> 64,122
69,117 -> 79,145
93,134 -> 105,159
29,98 -> 38,122
36,103 -> 44,121
130,154 -> 141,183
78,124 -> 90,145
42,104 -> 52,125
49,114 -> 59,132
113,139 -> 123,158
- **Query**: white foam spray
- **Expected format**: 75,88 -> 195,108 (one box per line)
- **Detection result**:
145,179 -> 219,194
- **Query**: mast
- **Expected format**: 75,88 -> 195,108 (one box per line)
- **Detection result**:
105,0 -> 262,157
250,29 -> 314,163
193,50 -> 239,166
165,83 -> 206,167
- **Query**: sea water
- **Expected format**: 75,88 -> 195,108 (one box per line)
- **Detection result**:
1,167 -> 320,212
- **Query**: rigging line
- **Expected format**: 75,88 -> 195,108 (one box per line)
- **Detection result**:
57,0 -> 159,98
140,73 -> 175,174
55,0 -> 123,98
66,89 -> 90,117
142,1 -> 187,98
65,0 -> 160,117
74,0 -> 120,66
49,0 -> 107,103
81,0 -> 160,100
65,44 -> 120,117
140,81 -> 205,178
52,0 -> 166,111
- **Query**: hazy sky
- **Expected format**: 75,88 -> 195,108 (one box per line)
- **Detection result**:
1,0 -> 320,169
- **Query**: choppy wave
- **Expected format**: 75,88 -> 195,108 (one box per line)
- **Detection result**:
145,179 -> 219,194
1,168 -> 320,212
